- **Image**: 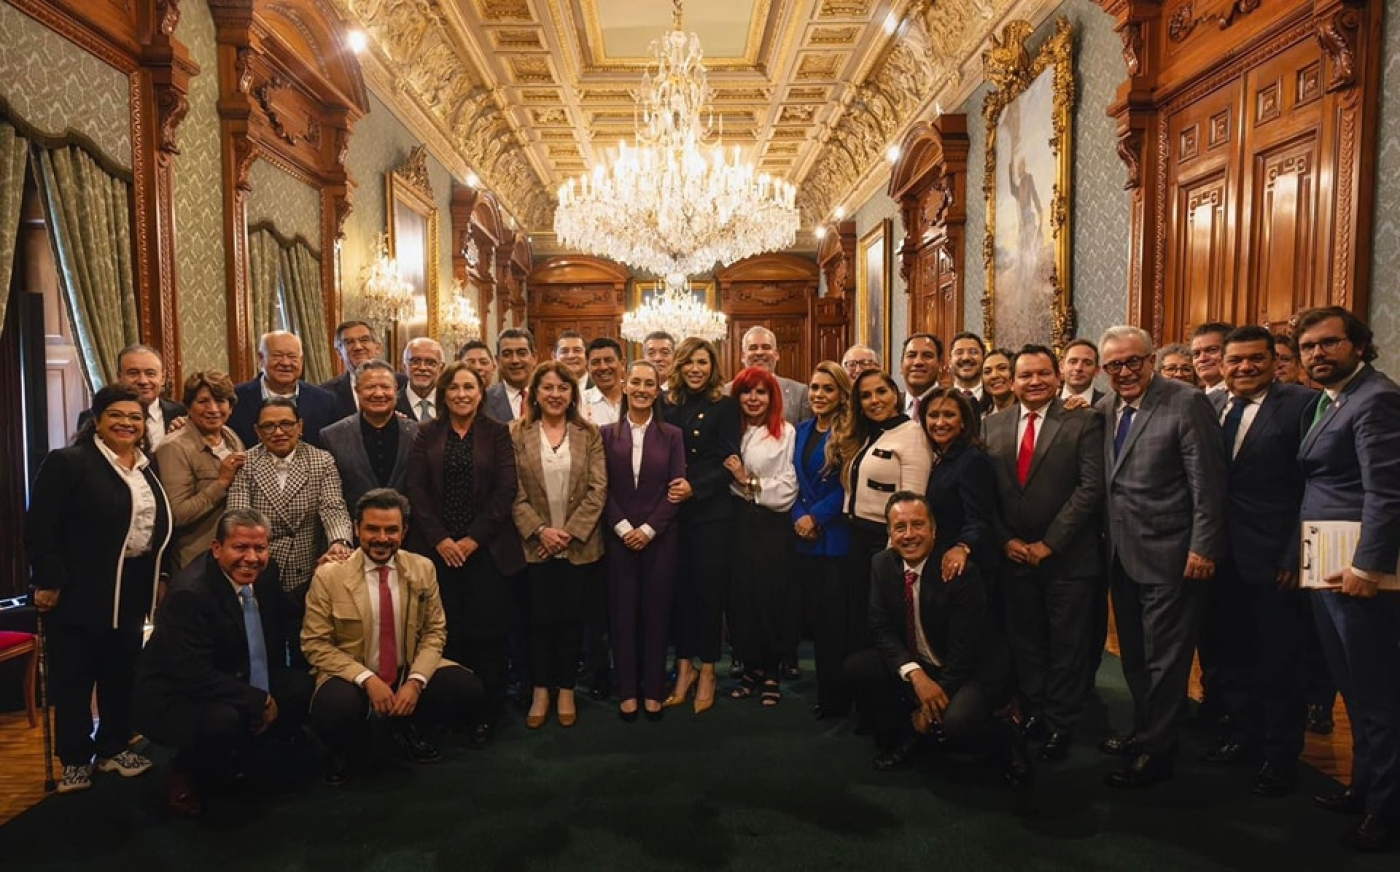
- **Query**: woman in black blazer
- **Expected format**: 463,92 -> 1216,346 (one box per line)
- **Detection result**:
405,361 -> 522,747
26,384 -> 173,794
921,388 -> 1000,585
661,337 -> 739,713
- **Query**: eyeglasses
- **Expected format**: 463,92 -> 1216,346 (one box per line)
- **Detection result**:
1298,336 -> 1348,356
266,352 -> 302,362
1160,364 -> 1194,376
843,360 -> 877,372
101,411 -> 146,424
255,421 -> 299,433
1103,356 -> 1147,375
407,357 -> 442,368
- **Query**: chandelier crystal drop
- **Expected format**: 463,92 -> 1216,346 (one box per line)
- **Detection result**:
553,0 -> 800,277
440,277 -> 482,356
357,233 -> 416,333
620,273 -> 727,344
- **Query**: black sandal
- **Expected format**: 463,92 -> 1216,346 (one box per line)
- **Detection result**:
730,673 -> 758,699
760,679 -> 781,707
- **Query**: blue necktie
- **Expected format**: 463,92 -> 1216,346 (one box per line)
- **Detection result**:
239,585 -> 270,692
1114,405 -> 1136,458
1220,396 -> 1249,459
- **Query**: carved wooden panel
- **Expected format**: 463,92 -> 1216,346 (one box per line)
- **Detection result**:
525,255 -> 627,354
716,253 -> 820,383
1166,176 -> 1230,336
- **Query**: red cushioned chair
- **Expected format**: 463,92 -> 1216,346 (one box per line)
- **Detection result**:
0,630 -> 38,727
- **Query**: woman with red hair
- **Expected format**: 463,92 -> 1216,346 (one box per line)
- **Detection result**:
724,366 -> 798,706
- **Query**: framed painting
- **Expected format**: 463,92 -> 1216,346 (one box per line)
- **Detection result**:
982,17 -> 1075,351
856,219 -> 892,363
386,146 -> 441,360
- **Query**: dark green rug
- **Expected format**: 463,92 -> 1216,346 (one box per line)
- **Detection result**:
0,656 -> 1391,871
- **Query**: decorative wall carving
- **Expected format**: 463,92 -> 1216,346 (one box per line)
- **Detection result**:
716,253 -> 822,382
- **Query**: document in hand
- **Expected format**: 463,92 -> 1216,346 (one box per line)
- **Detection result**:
1300,520 -> 1400,590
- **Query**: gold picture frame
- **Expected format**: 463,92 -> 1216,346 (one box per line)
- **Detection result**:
856,219 -> 892,363
386,146 -> 441,352
982,17 -> 1075,351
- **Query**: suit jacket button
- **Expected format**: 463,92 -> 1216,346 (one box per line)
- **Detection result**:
698,413 -> 705,420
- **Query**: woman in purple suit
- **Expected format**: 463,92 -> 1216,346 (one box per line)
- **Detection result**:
601,361 -> 686,721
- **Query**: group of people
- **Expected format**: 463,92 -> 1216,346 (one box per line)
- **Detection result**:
22,307 -> 1399,852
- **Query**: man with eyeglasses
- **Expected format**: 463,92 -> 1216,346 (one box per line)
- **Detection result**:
228,397 -> 353,667
229,331 -> 339,449
1294,306 -> 1400,852
1190,322 -> 1233,394
322,321 -> 408,420
398,337 -> 444,421
841,344 -> 881,381
1094,325 -> 1226,789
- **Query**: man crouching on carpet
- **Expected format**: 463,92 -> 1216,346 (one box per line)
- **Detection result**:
302,488 -> 483,785
844,491 -> 1032,786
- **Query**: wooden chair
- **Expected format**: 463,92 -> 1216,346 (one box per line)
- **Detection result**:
0,631 -> 38,727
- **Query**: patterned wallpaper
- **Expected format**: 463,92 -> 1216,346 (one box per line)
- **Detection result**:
343,91 -> 457,322
247,158 -> 322,247
1369,5 -> 1400,377
0,3 -> 129,167
173,0 -> 228,373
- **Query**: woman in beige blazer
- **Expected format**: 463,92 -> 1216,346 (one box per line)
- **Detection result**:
511,362 -> 607,729
155,371 -> 246,570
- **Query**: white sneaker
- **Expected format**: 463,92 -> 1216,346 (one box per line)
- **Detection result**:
57,763 -> 93,794
95,750 -> 152,777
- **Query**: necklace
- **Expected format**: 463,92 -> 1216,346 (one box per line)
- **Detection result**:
543,421 -> 567,453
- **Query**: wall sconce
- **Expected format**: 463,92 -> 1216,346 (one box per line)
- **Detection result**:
440,277 -> 482,355
357,232 -> 415,334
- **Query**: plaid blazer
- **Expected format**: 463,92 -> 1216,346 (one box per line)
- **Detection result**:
227,443 -> 353,592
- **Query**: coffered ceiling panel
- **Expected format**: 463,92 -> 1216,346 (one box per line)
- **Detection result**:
333,0 -> 1026,242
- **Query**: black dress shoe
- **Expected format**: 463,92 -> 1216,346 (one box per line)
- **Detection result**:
728,659 -> 746,679
1105,753 -> 1174,789
1201,741 -> 1258,766
812,703 -> 850,721
1342,815 -> 1394,852
873,736 -> 922,772
1098,734 -> 1141,757
1003,733 -> 1035,788
1020,715 -> 1049,742
1315,788 -> 1366,815
643,707 -> 664,723
468,723 -> 493,750
324,755 -> 351,787
1038,731 -> 1073,762
396,724 -> 442,763
618,706 -> 639,723
1250,761 -> 1297,797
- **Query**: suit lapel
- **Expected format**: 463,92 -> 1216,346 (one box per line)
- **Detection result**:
393,418 -> 414,478
566,422 -> 588,502
395,553 -> 417,664
250,450 -> 295,530
991,410 -> 1019,487
1234,391 -> 1279,462
1299,368 -> 1369,458
1026,405 -> 1061,486
1111,379 -> 1161,478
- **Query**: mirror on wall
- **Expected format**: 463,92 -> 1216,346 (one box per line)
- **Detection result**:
386,146 -> 440,365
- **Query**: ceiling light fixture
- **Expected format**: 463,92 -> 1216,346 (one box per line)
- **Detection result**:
440,277 -> 482,356
554,0 -> 800,278
357,233 -> 415,333
620,273 -> 727,344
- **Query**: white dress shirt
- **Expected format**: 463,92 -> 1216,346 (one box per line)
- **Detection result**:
583,387 -> 621,426
270,449 -> 297,489
730,422 -> 798,511
1220,387 -> 1268,459
94,436 -> 156,556
504,384 -> 526,420
351,558 -> 429,688
613,414 -> 657,541
146,403 -> 167,449
539,426 -> 572,554
897,557 -> 941,679
405,386 -> 435,421
1060,385 -> 1095,404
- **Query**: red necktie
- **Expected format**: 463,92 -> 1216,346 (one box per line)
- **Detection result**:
962,389 -> 975,401
1017,410 -> 1038,486
518,388 -> 528,419
376,565 -> 398,686
903,569 -> 919,655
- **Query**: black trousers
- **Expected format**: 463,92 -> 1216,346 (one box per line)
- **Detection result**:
47,620 -> 144,766
308,665 -> 483,757
1110,561 -> 1206,755
673,514 -> 730,663
278,582 -> 311,669
436,549 -> 513,723
844,647 -> 1013,753
729,504 -> 795,678
579,562 -> 612,690
526,560 -> 590,690
803,552 -> 861,712
1001,567 -> 1094,734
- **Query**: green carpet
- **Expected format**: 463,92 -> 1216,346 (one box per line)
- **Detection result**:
0,656 -> 1391,872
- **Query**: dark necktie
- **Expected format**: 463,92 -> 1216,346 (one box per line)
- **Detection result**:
1220,396 -> 1249,459
1114,405 -> 1136,458
517,388 -> 529,419
1307,393 -> 1333,435
418,399 -> 433,422
962,389 -> 975,401
1017,410 -> 1038,486
903,569 -> 919,655
376,565 -> 399,686
239,586 -> 269,692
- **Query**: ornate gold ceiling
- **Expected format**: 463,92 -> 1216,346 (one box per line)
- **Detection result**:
331,0 -> 1022,246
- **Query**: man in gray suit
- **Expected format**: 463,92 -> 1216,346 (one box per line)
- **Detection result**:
1295,307 -> 1400,852
732,325 -> 812,425
987,345 -> 1104,763
483,328 -> 536,423
322,361 -> 418,514
1095,325 -> 1227,788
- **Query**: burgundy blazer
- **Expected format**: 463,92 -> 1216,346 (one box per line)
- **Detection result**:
601,417 -> 687,540
404,414 -> 525,577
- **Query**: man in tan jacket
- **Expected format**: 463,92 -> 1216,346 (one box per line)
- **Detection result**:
302,488 -> 482,784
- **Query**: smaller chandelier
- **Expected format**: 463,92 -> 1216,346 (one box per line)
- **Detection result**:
358,233 -> 415,333
621,273 -> 727,344
440,277 -> 482,355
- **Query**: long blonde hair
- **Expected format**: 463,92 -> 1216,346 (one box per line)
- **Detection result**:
665,337 -> 725,405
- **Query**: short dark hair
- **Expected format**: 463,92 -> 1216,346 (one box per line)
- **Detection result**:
884,490 -> 932,524
554,330 -> 584,351
75,383 -> 143,446
182,370 -> 237,408
356,487 -> 411,522
434,361 -> 485,413
1272,332 -> 1297,355
950,332 -> 985,351
643,331 -> 675,347
334,320 -> 374,343
1223,324 -> 1274,350
354,359 -> 397,380
1063,338 -> 1098,361
1192,321 -> 1234,340
216,508 -> 271,541
902,332 -> 945,360
259,396 -> 301,420
1295,306 -> 1378,363
457,339 -> 492,361
587,337 -> 623,360
116,343 -> 164,371
497,327 -> 535,354
1012,343 -> 1059,372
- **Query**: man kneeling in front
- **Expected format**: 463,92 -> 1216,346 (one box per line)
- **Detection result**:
844,491 -> 1032,786
303,488 -> 483,784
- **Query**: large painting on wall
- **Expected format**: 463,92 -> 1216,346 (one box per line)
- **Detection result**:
387,146 -> 441,362
982,17 -> 1075,350
856,219 -> 892,363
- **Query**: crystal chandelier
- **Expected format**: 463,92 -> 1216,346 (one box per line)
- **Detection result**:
554,0 -> 800,277
440,277 -> 482,355
621,273 -> 727,344
357,233 -> 415,333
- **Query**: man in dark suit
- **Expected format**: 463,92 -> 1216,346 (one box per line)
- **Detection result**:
134,509 -> 312,817
844,492 -> 1030,786
228,331 -> 340,448
76,344 -> 187,449
733,326 -> 813,425
1095,325 -> 1227,788
321,320 -> 406,420
398,337 -> 443,421
483,327 -> 536,423
1295,307 -> 1400,851
322,361 -> 418,513
1059,338 -> 1105,409
949,332 -> 995,416
1195,325 -> 1316,796
987,345 -> 1104,762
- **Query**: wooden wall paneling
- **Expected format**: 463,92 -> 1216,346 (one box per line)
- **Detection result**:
715,253 -> 819,382
525,255 -> 628,354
